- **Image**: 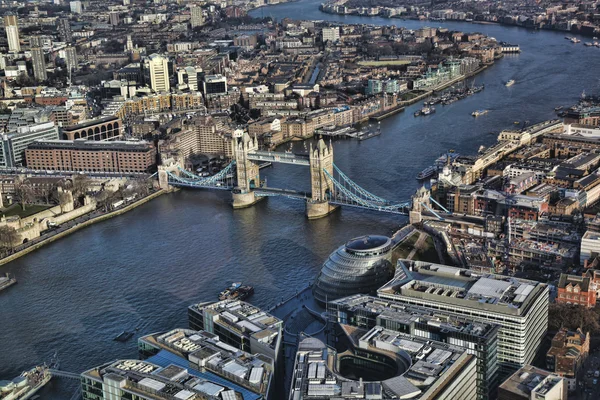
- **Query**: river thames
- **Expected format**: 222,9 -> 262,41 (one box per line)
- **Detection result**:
2,1 -> 600,397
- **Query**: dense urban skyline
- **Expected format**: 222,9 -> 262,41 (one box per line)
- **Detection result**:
1,0 -> 600,399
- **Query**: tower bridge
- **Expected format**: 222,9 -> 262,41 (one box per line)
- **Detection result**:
159,132 -> 447,221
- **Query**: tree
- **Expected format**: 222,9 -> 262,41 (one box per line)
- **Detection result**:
0,225 -> 20,253
13,180 -> 34,210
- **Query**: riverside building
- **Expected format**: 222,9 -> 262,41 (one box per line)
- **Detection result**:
137,328 -> 274,399
289,330 -> 478,400
313,235 -> 394,306
328,294 -> 500,399
80,357 -> 262,400
378,261 -> 549,376
25,139 -> 156,173
188,300 -> 283,367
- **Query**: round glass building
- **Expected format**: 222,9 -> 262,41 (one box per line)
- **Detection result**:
313,235 -> 394,306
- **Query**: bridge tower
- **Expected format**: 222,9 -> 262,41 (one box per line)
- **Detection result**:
409,186 -> 431,224
232,131 -> 261,208
157,158 -> 180,191
306,138 -> 338,219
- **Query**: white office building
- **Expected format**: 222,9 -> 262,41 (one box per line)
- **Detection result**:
147,54 -> 170,93
322,26 -> 340,42
580,230 -> 600,265
4,15 -> 20,52
378,260 -> 549,376
1,122 -> 60,167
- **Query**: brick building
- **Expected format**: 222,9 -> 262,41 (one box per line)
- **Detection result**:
25,139 -> 156,173
556,274 -> 596,308
61,116 -> 123,141
546,328 -> 590,392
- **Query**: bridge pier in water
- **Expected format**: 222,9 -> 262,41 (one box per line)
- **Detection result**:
232,132 -> 262,209
306,139 -> 338,219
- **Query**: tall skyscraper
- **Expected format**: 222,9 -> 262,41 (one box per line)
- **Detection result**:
31,47 -> 47,81
147,54 -> 170,93
4,15 -> 20,52
64,46 -> 78,72
190,6 -> 204,29
57,18 -> 72,43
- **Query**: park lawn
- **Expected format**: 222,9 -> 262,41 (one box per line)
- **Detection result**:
394,232 -> 419,259
393,234 -> 440,263
358,60 -> 411,67
1,204 -> 53,219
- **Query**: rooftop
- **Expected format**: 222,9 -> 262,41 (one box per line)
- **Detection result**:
329,294 -> 497,338
378,261 -> 546,316
138,328 -> 273,397
189,300 -> 282,350
289,326 -> 475,400
27,139 -> 153,152
499,365 -> 564,398
81,357 -> 254,400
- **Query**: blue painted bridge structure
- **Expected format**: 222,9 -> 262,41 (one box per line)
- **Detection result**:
158,135 -> 448,220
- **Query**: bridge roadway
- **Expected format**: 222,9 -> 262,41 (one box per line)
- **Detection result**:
247,151 -> 310,166
255,187 -> 310,199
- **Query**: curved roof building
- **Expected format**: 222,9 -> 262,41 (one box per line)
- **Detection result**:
313,235 -> 394,305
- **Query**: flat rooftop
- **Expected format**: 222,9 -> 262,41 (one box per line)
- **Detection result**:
81,358 -> 253,400
499,365 -> 563,398
329,294 -> 497,339
28,139 -> 153,152
289,327 -> 475,400
139,328 -> 272,397
378,261 -> 546,316
189,300 -> 282,350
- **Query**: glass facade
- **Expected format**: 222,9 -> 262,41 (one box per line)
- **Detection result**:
313,235 -> 394,305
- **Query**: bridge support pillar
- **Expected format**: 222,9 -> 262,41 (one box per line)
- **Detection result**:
158,168 -> 171,191
306,201 -> 338,219
409,211 -> 422,225
232,191 -> 259,209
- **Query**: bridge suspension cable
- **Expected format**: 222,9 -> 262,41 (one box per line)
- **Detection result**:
324,168 -> 411,214
167,161 -> 236,189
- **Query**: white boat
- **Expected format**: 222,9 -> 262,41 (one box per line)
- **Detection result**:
472,110 -> 489,117
505,79 -> 515,87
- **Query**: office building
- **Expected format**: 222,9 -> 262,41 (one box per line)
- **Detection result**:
4,15 -> 20,52
177,66 -> 198,91
70,0 -> 82,14
366,79 -> 383,95
580,230 -> 600,265
190,6 -> 204,29
138,328 -> 274,399
322,26 -> 340,42
498,365 -> 567,400
57,18 -> 71,43
1,122 -> 59,167
546,328 -> 589,392
203,74 -> 227,95
31,47 -> 47,82
378,260 -> 549,376
25,139 -> 156,173
148,54 -> 170,93
188,299 -> 283,366
289,331 -> 477,400
313,235 -> 394,306
328,294 -> 500,399
81,357 -> 260,400
64,46 -> 77,72
109,11 -> 119,26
